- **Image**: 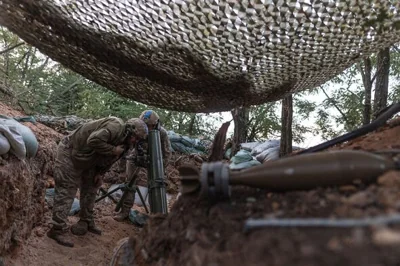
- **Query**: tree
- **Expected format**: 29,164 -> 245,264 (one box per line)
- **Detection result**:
231,107 -> 249,156
280,94 -> 293,157
373,47 -> 390,118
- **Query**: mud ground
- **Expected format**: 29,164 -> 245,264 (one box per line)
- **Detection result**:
3,203 -> 142,266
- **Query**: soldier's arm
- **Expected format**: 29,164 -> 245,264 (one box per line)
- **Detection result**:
87,123 -> 123,156
160,128 -> 171,167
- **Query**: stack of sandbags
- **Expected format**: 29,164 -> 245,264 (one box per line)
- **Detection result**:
241,139 -> 301,164
34,114 -> 91,134
0,116 -> 38,159
168,130 -> 212,155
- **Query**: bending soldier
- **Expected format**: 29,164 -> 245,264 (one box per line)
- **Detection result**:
47,117 -> 148,247
113,110 -> 171,221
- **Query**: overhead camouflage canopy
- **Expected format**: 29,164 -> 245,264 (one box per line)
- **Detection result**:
0,1 -> 399,112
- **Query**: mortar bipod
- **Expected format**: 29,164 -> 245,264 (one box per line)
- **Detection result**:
95,167 -> 149,214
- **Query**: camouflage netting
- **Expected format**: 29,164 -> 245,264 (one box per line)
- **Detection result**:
0,1 -> 400,112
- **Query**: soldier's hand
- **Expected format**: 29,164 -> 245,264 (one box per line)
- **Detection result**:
113,145 -> 125,156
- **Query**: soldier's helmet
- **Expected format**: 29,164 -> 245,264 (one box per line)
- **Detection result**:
125,118 -> 148,140
139,110 -> 159,126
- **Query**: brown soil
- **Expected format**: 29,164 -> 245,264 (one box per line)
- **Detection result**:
133,117 -> 400,266
3,202 -> 144,266
0,102 -> 61,255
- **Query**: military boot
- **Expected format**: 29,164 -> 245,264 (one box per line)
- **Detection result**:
113,206 -> 131,222
47,228 -> 74,247
88,220 -> 102,235
71,220 -> 88,236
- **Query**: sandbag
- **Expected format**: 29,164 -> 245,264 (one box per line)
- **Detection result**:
240,141 -> 262,152
167,130 -> 209,153
256,146 -> 279,162
45,188 -> 81,216
167,131 -> 181,142
229,159 -> 261,170
230,150 -> 253,164
181,136 -> 196,147
224,147 -> 232,160
0,134 -> 10,155
171,142 -> 205,155
70,198 -> 81,215
263,148 -> 280,162
0,124 -> 26,159
0,118 -> 38,158
251,139 -> 280,156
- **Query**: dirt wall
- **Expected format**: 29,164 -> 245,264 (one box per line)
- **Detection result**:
0,102 -> 61,255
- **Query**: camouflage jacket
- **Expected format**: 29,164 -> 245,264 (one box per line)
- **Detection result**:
159,126 -> 172,166
69,117 -> 128,171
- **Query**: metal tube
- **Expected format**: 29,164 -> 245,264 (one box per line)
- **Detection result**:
147,130 -> 168,214
244,214 -> 400,231
95,187 -> 119,203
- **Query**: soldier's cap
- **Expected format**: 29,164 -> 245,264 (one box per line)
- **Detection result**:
125,118 -> 148,140
139,110 -> 159,126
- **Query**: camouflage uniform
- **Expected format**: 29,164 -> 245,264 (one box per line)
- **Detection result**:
114,110 -> 171,221
48,117 -> 148,247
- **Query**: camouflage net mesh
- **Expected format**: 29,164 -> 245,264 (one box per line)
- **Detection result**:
0,1 -> 399,112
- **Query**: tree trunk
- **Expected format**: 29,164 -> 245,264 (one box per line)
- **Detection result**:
373,48 -> 390,119
231,107 -> 249,157
187,114 -> 196,136
279,94 -> 293,157
358,58 -> 373,125
208,121 -> 231,162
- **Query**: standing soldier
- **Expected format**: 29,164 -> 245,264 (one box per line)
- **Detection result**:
47,117 -> 148,247
113,110 -> 171,221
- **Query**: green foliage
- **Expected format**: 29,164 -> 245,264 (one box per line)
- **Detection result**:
0,27 -> 224,139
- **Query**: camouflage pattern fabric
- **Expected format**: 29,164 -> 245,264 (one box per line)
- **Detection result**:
51,138 -> 101,231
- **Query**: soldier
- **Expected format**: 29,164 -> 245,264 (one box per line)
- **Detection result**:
113,110 -> 171,222
47,117 -> 148,247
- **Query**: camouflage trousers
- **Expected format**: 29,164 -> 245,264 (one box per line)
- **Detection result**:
119,158 -> 138,209
51,138 -> 99,231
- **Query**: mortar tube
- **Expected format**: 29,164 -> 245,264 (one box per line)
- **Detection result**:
147,130 -> 168,214
230,150 -> 397,191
